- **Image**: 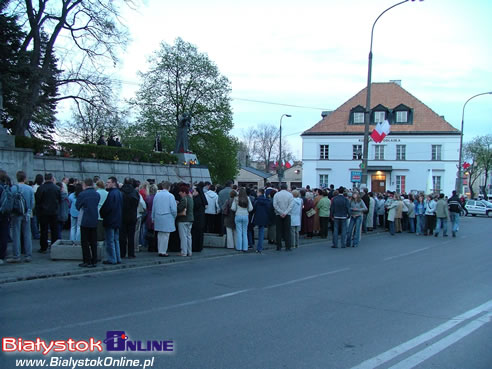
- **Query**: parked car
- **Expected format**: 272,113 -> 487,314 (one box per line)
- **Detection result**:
464,200 -> 492,217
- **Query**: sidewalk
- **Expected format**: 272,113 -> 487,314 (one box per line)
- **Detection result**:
0,228 -> 384,284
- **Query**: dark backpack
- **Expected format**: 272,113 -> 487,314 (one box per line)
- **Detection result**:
12,185 -> 27,216
0,185 -> 14,215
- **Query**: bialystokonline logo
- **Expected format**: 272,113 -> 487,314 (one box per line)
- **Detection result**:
2,331 -> 174,355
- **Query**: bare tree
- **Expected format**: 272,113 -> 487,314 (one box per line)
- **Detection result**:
254,124 -> 279,172
3,0 -> 133,136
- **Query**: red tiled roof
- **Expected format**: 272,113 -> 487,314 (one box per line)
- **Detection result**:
303,82 -> 460,135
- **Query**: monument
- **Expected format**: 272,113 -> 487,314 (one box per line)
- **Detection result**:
173,112 -> 197,165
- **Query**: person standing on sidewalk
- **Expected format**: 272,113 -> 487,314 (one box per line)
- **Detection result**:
177,184 -> 194,256
330,189 -> 351,248
447,190 -> 463,238
35,173 -> 61,253
9,171 -> 34,263
316,190 -> 331,239
100,177 -> 122,265
231,187 -> 253,252
253,188 -> 270,253
346,192 -> 367,247
152,181 -> 177,257
76,178 -> 100,267
273,183 -> 294,251
434,193 -> 449,237
119,177 -> 139,258
290,190 -> 303,249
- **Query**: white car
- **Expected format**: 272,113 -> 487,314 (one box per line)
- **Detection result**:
464,200 -> 492,217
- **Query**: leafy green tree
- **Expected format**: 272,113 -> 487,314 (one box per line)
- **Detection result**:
132,37 -> 237,183
464,134 -> 492,197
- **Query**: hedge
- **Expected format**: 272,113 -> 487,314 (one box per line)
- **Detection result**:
14,136 -> 177,165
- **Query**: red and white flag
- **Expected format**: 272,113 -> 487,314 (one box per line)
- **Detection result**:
285,160 -> 294,169
370,120 -> 390,143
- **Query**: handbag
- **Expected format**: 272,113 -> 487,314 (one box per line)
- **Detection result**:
306,208 -> 316,218
178,207 -> 187,217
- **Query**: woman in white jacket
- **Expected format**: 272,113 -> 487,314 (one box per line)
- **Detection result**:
204,185 -> 220,233
290,190 -> 303,248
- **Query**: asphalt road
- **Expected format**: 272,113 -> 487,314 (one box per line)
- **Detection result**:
1,216 -> 491,369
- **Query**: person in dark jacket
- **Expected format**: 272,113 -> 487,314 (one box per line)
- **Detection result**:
448,190 -> 463,238
0,171 -> 11,263
119,177 -> 139,258
253,188 -> 270,253
76,178 -> 100,267
330,188 -> 351,248
191,185 -> 207,252
100,176 -> 122,264
35,173 -> 61,253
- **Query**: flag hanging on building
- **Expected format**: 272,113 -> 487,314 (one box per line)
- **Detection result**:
370,120 -> 390,143
285,160 -> 294,169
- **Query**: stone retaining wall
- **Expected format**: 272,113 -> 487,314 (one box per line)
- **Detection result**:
0,147 -> 211,184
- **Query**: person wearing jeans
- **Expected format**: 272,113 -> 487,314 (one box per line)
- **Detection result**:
9,171 -> 34,262
346,192 -> 367,247
100,176 -> 122,265
448,190 -> 462,237
253,188 -> 270,253
231,188 -> 253,252
434,194 -> 449,237
330,188 -> 350,248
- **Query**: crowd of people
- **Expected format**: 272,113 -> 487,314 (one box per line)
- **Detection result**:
0,169 -> 465,266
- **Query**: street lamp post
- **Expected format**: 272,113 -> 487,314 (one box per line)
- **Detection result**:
361,0 -> 423,186
456,91 -> 492,194
278,113 -> 292,186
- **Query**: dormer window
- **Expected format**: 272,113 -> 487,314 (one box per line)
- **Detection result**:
354,112 -> 364,123
393,104 -> 413,124
374,111 -> 386,123
371,104 -> 390,124
349,105 -> 365,124
396,111 -> 408,123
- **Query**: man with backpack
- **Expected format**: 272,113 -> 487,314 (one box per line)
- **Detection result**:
8,171 -> 34,263
35,173 -> 61,253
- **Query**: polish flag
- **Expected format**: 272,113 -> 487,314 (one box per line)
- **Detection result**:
285,160 -> 294,169
370,120 -> 390,143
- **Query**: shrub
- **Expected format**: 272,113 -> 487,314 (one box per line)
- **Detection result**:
14,137 -> 177,164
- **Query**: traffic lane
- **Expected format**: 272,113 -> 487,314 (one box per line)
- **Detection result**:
2,227 -> 486,340
2,238 -> 490,369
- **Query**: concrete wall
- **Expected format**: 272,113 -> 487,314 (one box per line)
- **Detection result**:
0,148 -> 211,184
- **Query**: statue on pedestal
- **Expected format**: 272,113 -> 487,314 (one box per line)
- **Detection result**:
174,113 -> 192,153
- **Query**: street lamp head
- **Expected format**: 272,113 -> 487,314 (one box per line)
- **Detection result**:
285,114 -> 292,118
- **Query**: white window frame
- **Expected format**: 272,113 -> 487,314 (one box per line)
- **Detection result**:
353,112 -> 364,124
432,145 -> 442,161
396,145 -> 406,160
320,145 -> 329,160
374,111 -> 385,123
353,144 -> 362,160
396,175 -> 406,194
319,174 -> 329,188
396,111 -> 408,123
374,145 -> 385,160
432,176 -> 442,192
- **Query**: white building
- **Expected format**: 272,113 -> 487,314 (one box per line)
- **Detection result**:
301,82 -> 461,194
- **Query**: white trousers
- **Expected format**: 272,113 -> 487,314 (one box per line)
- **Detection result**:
226,227 -> 236,249
178,222 -> 193,256
157,232 -> 170,255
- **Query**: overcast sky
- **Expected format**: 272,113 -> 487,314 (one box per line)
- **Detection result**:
114,0 -> 492,158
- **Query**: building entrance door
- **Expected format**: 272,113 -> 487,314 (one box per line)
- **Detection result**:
371,172 -> 386,193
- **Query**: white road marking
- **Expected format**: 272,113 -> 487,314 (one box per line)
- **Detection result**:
262,268 -> 350,290
350,299 -> 492,369
388,311 -> 492,369
383,248 -> 429,261
20,268 -> 350,336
